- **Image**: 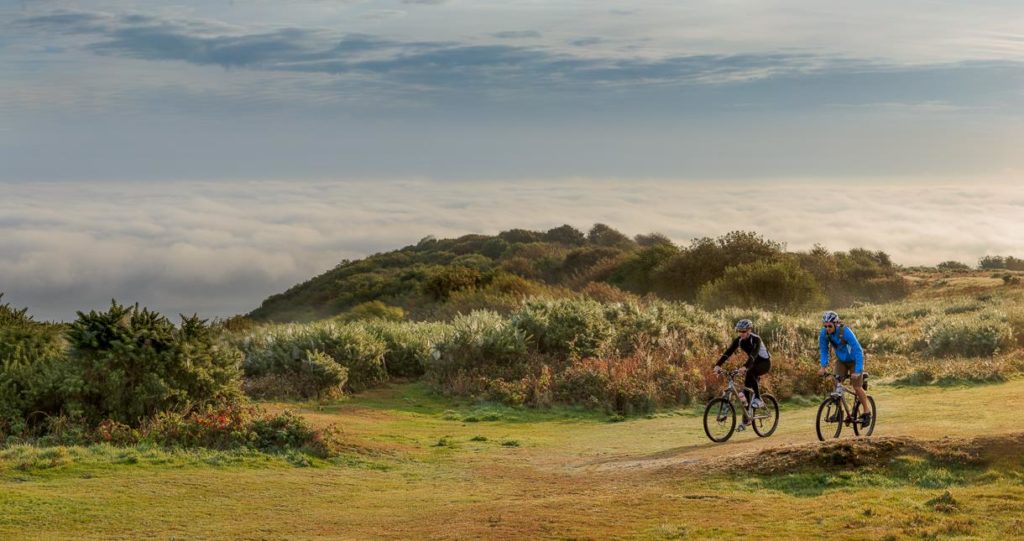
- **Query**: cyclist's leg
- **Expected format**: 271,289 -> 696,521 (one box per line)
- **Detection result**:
743,369 -> 757,404
851,360 -> 870,418
834,360 -> 850,381
746,358 -> 770,400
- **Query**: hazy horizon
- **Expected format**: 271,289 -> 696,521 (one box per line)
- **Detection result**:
3,178 -> 1022,322
2,0 -> 1022,320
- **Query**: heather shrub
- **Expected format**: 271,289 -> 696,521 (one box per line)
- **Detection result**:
552,355 -> 708,414
137,403 -> 342,457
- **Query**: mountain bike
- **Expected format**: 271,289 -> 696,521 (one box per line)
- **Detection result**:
815,373 -> 876,441
703,367 -> 779,443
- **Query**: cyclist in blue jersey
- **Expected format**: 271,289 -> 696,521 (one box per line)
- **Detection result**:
817,310 -> 870,425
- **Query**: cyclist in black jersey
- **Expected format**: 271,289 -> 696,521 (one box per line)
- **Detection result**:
714,319 -> 772,426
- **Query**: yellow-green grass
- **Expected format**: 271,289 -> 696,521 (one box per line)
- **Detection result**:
3,379 -> 1024,540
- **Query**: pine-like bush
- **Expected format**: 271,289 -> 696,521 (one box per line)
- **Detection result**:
62,303 -> 242,425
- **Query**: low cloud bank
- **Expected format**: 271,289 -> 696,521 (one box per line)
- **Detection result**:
1,179 -> 1020,321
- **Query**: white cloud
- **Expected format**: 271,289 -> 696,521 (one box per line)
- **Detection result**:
1,178 -> 1022,321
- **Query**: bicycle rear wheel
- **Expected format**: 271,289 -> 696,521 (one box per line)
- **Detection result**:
751,394 -> 779,438
703,398 -> 736,443
815,397 -> 843,441
852,396 -> 876,437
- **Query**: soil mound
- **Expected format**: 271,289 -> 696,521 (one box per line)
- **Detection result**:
700,432 -> 1024,475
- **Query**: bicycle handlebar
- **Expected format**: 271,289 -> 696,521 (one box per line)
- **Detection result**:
716,367 -> 745,378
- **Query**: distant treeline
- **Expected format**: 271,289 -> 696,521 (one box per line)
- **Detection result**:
249,224 -> 909,322
979,256 -> 1024,271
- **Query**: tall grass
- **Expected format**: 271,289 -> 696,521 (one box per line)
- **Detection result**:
234,289 -> 1024,412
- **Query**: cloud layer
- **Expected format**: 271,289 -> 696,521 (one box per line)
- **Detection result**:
2,179 -> 1022,322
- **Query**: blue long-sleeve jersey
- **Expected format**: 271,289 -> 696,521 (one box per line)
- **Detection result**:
819,325 -> 864,372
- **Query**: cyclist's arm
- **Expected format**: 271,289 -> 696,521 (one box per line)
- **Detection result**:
844,326 -> 865,372
716,337 -> 740,366
819,328 -> 830,368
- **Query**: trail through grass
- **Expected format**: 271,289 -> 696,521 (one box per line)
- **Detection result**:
3,379 -> 1024,539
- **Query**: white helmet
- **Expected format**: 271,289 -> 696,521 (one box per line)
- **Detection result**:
734,319 -> 754,331
822,310 -> 840,324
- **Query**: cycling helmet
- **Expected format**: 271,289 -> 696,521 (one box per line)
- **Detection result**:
734,319 -> 754,331
822,310 -> 840,324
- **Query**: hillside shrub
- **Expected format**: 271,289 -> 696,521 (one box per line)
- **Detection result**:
240,322 -> 386,392
924,314 -> 1013,357
698,259 -> 826,313
653,232 -> 784,301
91,403 -> 345,457
580,282 -> 638,304
423,266 -> 488,300
429,311 -> 529,378
339,301 -> 405,322
63,303 -> 242,426
609,243 -> 678,294
1,297 -> 68,436
512,298 -> 614,359
363,321 -> 449,377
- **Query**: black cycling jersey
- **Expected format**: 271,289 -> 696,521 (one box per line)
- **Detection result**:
716,333 -> 771,368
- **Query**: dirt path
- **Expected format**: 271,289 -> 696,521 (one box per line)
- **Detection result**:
571,378 -> 1024,473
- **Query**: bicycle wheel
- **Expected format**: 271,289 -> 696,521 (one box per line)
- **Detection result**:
852,396 -> 876,437
751,394 -> 779,438
815,397 -> 843,441
703,398 -> 736,443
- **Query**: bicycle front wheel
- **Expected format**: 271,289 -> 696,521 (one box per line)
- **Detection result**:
703,398 -> 736,443
852,396 -> 876,437
815,397 -> 843,441
751,394 -> 779,438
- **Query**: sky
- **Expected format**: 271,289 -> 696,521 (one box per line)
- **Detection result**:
1,1 -> 1022,320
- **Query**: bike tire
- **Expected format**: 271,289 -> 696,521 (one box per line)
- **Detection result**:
703,398 -> 737,443
852,395 -> 876,437
815,397 -> 843,441
751,394 -> 779,438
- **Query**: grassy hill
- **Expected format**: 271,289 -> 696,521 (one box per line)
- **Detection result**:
248,224 -> 910,322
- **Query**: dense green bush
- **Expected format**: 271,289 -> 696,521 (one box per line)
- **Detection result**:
979,255 -> 1024,270
512,298 -> 614,359
697,259 -> 827,313
924,314 -> 1013,358
339,301 -> 405,322
300,350 -> 349,399
63,303 -> 242,426
363,320 -> 449,377
240,322 -> 386,392
430,311 -> 528,373
0,297 -> 69,435
654,234 -> 774,301
609,243 -> 678,294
